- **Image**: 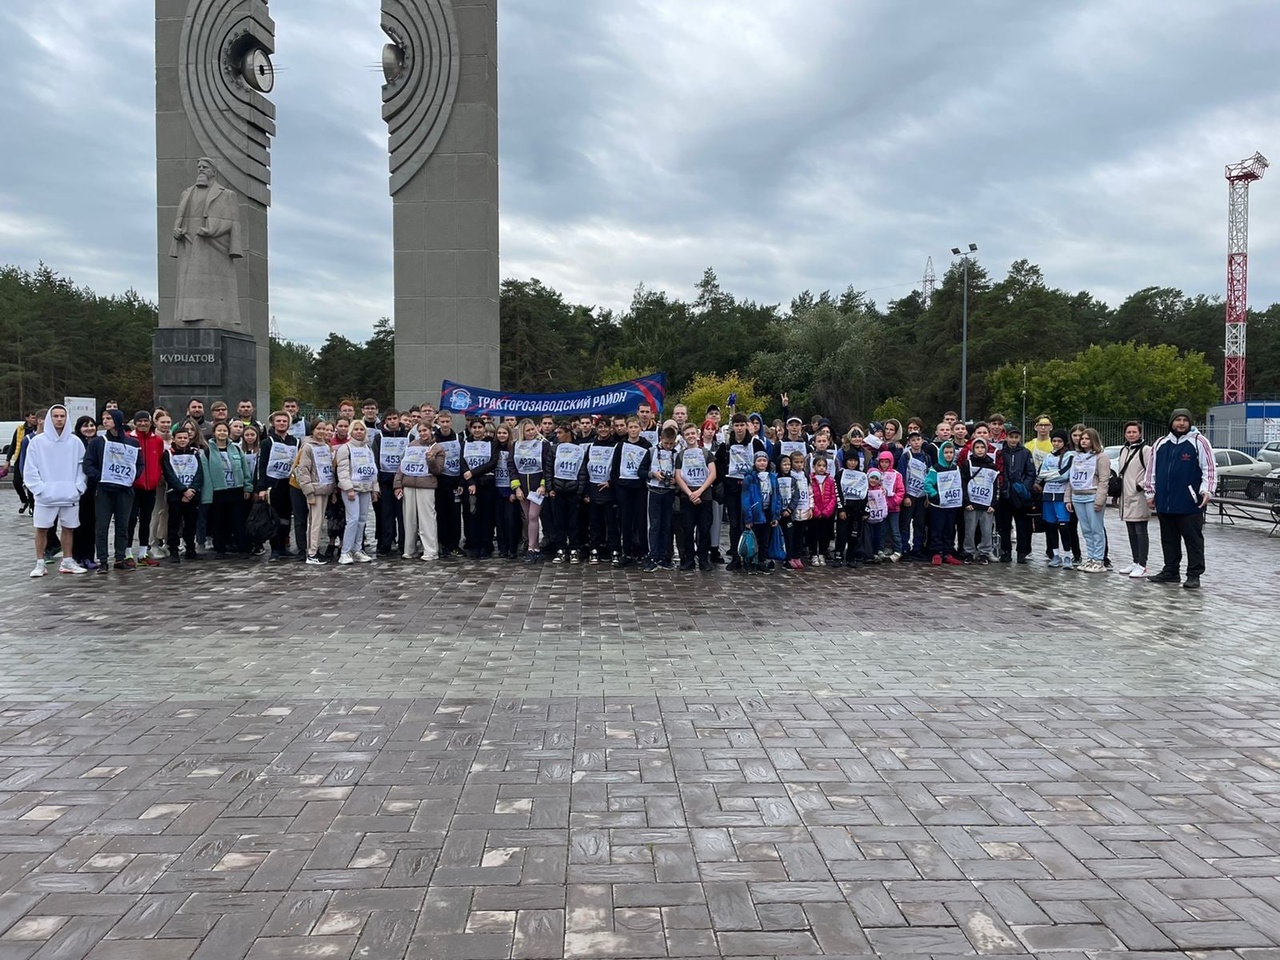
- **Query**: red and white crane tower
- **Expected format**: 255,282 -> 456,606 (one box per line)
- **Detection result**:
1223,152 -> 1268,403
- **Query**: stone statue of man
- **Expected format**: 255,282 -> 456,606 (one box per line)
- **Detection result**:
169,157 -> 243,325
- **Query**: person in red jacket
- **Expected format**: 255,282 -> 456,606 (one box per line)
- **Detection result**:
807,456 -> 837,565
127,410 -> 165,566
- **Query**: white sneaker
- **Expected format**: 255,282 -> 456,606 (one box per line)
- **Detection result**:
30,561 -> 46,578
59,559 -> 87,575
337,552 -> 355,565
1115,562 -> 1134,575
890,552 -> 901,562
1128,565 -> 1148,579
354,551 -> 374,563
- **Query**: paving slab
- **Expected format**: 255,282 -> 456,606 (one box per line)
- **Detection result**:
3,494 -> 1280,956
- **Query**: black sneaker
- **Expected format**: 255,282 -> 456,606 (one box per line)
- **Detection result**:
569,550 -> 582,565
698,558 -> 711,572
115,558 -> 136,571
1183,577 -> 1201,590
709,548 -> 725,564
642,559 -> 659,572
551,550 -> 566,564
1148,571 -> 1180,584
658,560 -> 675,569
678,561 -> 695,571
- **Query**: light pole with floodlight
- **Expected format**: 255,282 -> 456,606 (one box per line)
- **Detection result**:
950,243 -> 977,420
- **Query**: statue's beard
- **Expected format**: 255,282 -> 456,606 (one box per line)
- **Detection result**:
196,174 -> 209,187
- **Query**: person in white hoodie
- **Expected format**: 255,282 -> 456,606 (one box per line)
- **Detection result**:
22,404 -> 89,577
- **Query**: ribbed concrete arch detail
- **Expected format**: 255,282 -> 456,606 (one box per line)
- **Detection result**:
178,0 -> 276,206
382,0 -> 461,196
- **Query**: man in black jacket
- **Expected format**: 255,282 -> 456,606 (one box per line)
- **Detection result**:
995,427 -> 1037,563
83,409 -> 142,571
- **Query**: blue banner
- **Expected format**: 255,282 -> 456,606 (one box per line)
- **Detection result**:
441,373 -> 667,418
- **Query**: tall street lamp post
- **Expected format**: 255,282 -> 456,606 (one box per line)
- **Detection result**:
950,243 -> 978,420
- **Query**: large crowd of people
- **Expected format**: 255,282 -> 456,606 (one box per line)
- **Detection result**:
7,393 -> 1215,588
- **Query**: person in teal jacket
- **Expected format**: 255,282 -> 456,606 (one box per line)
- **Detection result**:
741,450 -> 781,573
206,421 -> 250,557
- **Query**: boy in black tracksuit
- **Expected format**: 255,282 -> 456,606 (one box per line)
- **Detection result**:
255,412 -> 300,559
548,423 -> 587,563
162,428 -> 205,561
835,461 -> 868,567
611,419 -> 652,566
716,414 -> 767,571
584,418 -> 619,563
373,410 -> 410,555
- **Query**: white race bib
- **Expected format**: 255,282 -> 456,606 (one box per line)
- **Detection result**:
495,451 -> 512,486
242,451 -> 259,479
777,475 -> 793,503
103,440 -> 137,486
680,448 -> 710,487
936,469 -> 963,508
648,448 -> 676,488
867,488 -> 888,523
727,444 -> 752,479
349,445 -> 377,484
464,440 -> 491,472
514,440 -> 543,475
882,471 -> 897,498
219,450 -> 235,486
620,442 -> 647,481
587,445 -> 613,484
554,443 -> 586,481
265,441 -> 294,480
378,436 -> 407,473
839,469 -> 868,501
781,440 -> 807,460
287,418 -> 305,439
170,453 -> 198,488
795,474 -> 813,518
1070,453 -> 1096,491
640,429 -> 659,448
907,457 -> 926,497
438,439 -> 461,477
311,445 -> 335,486
967,467 -> 996,507
400,445 -> 429,477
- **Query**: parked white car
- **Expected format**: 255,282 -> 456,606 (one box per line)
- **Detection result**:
1256,440 -> 1280,467
1214,448 -> 1272,499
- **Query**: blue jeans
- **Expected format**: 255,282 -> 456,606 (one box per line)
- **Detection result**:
341,491 -> 372,554
1074,499 -> 1106,560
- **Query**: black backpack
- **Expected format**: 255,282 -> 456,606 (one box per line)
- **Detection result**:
246,500 -> 280,543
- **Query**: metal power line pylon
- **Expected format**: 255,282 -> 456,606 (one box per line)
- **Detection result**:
922,256 -> 936,309
1224,152 -> 1268,403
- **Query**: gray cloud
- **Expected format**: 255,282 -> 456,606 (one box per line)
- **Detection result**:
0,0 -> 1276,349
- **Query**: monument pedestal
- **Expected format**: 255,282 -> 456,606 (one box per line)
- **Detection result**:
154,327 -> 259,418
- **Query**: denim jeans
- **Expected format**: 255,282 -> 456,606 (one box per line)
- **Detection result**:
1074,499 -> 1106,561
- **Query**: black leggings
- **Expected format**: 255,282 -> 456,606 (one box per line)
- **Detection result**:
1125,520 -> 1150,566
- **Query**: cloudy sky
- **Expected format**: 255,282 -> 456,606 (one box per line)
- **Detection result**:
0,0 -> 1276,347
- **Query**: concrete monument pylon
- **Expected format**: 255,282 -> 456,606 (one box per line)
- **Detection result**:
154,0 -> 274,416
382,0 -> 500,408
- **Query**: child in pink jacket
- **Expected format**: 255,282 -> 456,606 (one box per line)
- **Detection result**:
876,449 -> 905,559
808,456 -> 838,564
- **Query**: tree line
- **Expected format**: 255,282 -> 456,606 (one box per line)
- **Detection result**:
3,260 -> 1276,427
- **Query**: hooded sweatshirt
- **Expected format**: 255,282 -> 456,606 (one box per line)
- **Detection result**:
83,409 -> 141,490
924,441 -> 963,509
1146,408 -> 1214,515
23,405 -> 87,507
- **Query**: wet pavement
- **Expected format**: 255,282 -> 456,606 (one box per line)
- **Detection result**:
1,488 -> 1279,959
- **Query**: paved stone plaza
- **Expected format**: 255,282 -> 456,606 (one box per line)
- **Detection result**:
2,492 -> 1279,960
